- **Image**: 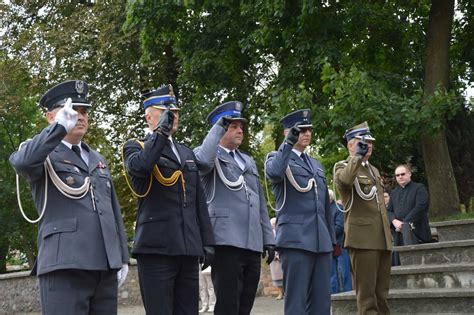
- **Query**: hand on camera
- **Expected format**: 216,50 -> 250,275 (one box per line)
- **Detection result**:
216,115 -> 233,131
285,124 -> 301,146
155,109 -> 175,137
355,140 -> 369,158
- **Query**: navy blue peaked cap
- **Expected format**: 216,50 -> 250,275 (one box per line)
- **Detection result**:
142,84 -> 179,110
280,109 -> 313,129
39,80 -> 90,111
207,101 -> 247,125
343,121 -> 376,142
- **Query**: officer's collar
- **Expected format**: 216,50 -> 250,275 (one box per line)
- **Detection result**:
62,140 -> 82,150
219,145 -> 237,155
291,148 -> 304,157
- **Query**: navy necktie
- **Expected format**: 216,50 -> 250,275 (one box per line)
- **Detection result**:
301,153 -> 312,171
71,145 -> 82,159
229,151 -> 235,159
71,145 -> 86,164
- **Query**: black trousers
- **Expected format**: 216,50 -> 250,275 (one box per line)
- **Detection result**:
39,269 -> 118,315
136,254 -> 199,315
211,246 -> 261,315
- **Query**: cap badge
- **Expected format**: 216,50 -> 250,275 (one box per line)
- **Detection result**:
75,80 -> 84,94
169,84 -> 175,97
235,102 -> 243,111
303,110 -> 309,117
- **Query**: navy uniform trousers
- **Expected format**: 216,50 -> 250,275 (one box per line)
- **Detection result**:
136,254 -> 199,315
39,269 -> 118,315
211,246 -> 261,315
280,249 -> 332,315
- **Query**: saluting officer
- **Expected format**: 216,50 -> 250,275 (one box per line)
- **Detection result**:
9,80 -> 130,315
122,85 -> 215,314
193,101 -> 275,315
265,109 -> 336,315
333,122 -> 392,315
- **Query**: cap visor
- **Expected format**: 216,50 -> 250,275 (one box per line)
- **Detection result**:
355,135 -> 376,141
151,105 -> 180,111
71,102 -> 91,107
230,117 -> 247,123
297,124 -> 313,128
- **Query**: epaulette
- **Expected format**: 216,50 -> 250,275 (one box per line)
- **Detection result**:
335,160 -> 348,167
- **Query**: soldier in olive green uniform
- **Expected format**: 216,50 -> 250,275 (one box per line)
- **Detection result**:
334,122 -> 392,315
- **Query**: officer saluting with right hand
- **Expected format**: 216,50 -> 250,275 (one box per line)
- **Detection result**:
265,109 -> 336,315
10,80 -> 130,315
333,122 -> 392,315
122,84 -> 215,314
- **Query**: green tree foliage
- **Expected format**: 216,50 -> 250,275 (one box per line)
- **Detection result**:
125,0 -> 471,213
1,0 -> 473,271
0,55 -> 43,271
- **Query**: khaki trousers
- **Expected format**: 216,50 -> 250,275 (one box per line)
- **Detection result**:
349,248 -> 391,315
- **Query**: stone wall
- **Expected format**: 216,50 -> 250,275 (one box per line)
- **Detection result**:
0,261 -> 144,313
0,260 -> 277,313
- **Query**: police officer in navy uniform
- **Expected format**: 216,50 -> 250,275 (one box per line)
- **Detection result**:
9,80 -> 130,315
265,109 -> 336,315
194,101 -> 275,315
122,85 -> 215,314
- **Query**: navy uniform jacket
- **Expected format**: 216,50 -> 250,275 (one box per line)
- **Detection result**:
331,202 -> 345,246
123,132 -> 214,257
387,181 -> 431,243
194,124 -> 274,253
9,123 -> 130,275
265,143 -> 336,253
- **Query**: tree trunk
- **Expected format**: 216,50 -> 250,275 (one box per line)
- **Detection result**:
0,238 -> 8,273
421,0 -> 460,217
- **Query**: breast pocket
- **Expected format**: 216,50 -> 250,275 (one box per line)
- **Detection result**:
357,176 -> 374,194
52,161 -> 86,188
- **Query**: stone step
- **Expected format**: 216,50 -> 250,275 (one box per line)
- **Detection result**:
331,288 -> 474,315
390,263 -> 474,289
430,219 -> 474,242
394,239 -> 474,266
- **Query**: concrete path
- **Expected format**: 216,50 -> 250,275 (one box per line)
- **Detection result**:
10,296 -> 284,315
118,296 -> 284,315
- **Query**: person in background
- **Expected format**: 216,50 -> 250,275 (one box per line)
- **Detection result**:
328,189 -> 352,294
388,164 -> 431,265
269,217 -> 284,300
199,264 -> 216,313
9,80 -> 130,315
384,188 -> 391,208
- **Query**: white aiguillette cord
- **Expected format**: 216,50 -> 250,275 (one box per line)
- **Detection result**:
332,162 -> 378,213
264,152 -> 317,212
206,157 -> 247,203
15,140 -> 90,223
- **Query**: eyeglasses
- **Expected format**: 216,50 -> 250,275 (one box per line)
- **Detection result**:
395,173 -> 406,177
